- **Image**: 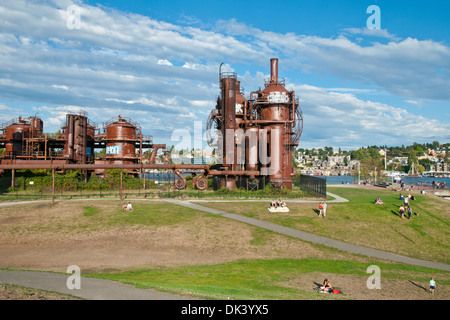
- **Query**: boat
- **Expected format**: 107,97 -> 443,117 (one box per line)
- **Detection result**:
385,171 -> 402,182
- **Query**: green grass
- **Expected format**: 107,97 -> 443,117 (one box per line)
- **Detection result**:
69,201 -> 201,232
88,258 -> 449,300
105,202 -> 198,227
83,206 -> 100,217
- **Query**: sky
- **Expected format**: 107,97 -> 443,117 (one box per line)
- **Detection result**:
0,0 -> 449,151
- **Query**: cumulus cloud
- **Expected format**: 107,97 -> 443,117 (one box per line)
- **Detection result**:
0,0 -> 449,148
293,84 -> 449,149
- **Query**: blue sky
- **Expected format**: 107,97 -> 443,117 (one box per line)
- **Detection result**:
0,0 -> 449,151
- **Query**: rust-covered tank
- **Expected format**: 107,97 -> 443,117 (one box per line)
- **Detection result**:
104,115 -> 138,164
62,113 -> 88,163
256,58 -> 294,188
4,117 -> 31,156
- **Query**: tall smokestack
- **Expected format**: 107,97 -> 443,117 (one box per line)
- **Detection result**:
270,58 -> 278,83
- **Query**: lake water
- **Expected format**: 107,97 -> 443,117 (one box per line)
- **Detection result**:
320,175 -> 449,190
143,172 -> 449,190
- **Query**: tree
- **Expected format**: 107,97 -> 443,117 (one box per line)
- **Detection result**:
368,147 -> 380,159
324,146 -> 333,156
407,148 -> 419,173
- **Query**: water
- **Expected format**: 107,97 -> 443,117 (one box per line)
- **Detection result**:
142,171 -> 192,182
319,175 -> 449,190
143,172 -> 449,190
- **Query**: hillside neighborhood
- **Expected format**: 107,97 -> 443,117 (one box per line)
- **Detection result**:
169,142 -> 450,178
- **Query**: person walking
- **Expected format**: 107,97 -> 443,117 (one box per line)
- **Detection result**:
407,206 -> 412,220
429,277 -> 436,294
318,202 -> 323,217
399,206 -> 405,219
322,201 -> 327,218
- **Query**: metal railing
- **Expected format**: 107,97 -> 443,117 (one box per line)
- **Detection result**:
294,174 -> 327,198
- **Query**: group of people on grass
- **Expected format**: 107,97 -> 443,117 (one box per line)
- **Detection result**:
318,277 -> 436,295
270,198 -> 287,208
399,192 -> 418,219
373,192 -> 419,219
432,180 -> 446,189
122,202 -> 133,211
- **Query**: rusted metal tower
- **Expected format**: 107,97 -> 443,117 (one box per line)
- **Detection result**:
207,58 -> 303,190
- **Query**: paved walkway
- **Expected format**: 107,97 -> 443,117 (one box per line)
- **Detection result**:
165,195 -> 450,272
0,269 -> 189,300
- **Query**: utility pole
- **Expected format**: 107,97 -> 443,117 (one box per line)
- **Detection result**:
375,166 -> 377,185
358,161 -> 360,185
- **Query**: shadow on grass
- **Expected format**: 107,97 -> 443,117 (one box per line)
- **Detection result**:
391,210 -> 402,218
409,280 -> 428,292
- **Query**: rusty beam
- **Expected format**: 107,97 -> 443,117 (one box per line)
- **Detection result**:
0,163 -> 210,170
0,163 -> 262,178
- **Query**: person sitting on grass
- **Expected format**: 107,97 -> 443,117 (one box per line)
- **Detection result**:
399,193 -> 404,200
375,197 -> 385,205
127,202 -> 133,211
277,199 -> 283,207
320,279 -> 333,293
122,203 -> 128,211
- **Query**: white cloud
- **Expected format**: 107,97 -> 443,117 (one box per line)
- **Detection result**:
0,1 -> 448,147
52,84 -> 69,91
157,59 -> 173,66
341,28 -> 402,41
293,84 -> 449,149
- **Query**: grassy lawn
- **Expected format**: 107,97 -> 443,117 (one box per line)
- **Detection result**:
2,188 -> 449,300
88,258 -> 449,300
84,187 -> 449,300
199,187 -> 450,264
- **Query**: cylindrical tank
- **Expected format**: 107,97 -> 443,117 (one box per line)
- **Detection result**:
62,114 -> 88,163
220,74 -> 237,169
245,127 -> 259,171
259,58 -> 293,189
5,117 -> 31,156
29,117 -> 43,137
105,115 -> 137,164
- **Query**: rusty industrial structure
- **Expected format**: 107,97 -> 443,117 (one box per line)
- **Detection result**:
0,58 -> 303,191
0,113 -> 167,171
206,58 -> 303,190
